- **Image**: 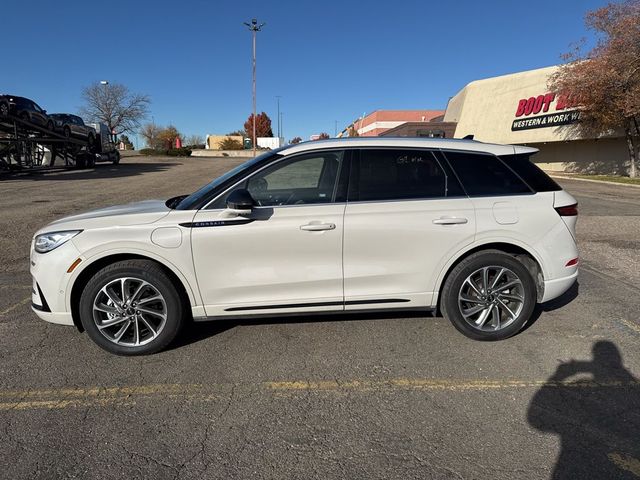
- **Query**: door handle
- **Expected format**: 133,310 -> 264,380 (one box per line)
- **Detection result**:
432,217 -> 468,225
300,222 -> 336,231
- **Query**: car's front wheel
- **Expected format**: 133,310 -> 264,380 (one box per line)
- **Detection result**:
79,259 -> 185,355
441,250 -> 537,341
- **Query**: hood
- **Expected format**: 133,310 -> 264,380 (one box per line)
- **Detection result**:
42,200 -> 171,232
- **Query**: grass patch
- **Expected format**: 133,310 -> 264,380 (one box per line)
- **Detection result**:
571,174 -> 640,185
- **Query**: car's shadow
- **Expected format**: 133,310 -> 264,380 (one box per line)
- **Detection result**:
521,280 -> 580,333
0,161 -> 181,181
172,283 -> 580,350
170,309 -> 433,351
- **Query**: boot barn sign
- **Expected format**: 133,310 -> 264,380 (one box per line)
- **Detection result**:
511,93 -> 580,131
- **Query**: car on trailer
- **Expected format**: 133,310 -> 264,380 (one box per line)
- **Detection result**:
50,114 -> 96,145
0,94 -> 54,130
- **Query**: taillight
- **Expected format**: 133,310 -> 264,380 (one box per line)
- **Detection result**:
555,203 -> 578,216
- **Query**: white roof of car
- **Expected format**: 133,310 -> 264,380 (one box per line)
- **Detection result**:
280,137 -> 538,156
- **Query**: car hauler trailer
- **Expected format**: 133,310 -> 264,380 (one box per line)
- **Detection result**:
0,114 -> 120,171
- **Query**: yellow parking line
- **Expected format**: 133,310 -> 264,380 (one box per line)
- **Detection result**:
0,296 -> 31,316
1,377 -> 639,411
620,319 -> 640,335
608,453 -> 640,477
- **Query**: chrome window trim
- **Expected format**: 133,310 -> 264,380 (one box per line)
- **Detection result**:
202,148 -> 348,210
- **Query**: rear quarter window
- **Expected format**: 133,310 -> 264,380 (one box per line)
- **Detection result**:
443,150 -> 532,196
499,153 -> 561,192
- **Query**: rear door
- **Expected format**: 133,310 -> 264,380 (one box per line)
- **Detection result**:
343,148 -> 476,310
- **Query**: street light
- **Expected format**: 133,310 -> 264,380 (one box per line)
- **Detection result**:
100,80 -> 109,85
244,18 -> 266,157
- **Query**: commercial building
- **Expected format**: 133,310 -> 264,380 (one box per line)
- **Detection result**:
340,110 -> 444,137
444,65 -> 629,174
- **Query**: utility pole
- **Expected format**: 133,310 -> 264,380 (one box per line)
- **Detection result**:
280,112 -> 283,142
244,18 -> 265,157
275,96 -> 282,141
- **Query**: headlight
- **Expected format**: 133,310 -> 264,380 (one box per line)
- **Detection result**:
34,230 -> 82,253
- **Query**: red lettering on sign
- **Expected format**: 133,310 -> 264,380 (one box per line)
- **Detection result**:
515,99 -> 527,117
542,93 -> 555,112
525,97 -> 536,115
532,95 -> 545,114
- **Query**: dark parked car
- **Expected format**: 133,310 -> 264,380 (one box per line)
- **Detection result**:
50,114 -> 96,144
0,95 -> 54,130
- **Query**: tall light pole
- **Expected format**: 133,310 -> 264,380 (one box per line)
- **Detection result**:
280,112 -> 283,142
275,95 -> 282,142
244,18 -> 265,157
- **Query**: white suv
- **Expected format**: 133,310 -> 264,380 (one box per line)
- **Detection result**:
30,138 -> 579,355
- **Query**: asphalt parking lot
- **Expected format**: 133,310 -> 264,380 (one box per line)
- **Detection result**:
1,156 -> 639,479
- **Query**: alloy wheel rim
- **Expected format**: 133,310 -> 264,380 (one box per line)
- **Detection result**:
458,266 -> 525,332
92,277 -> 167,347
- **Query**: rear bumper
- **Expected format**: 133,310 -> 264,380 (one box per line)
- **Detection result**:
541,270 -> 578,303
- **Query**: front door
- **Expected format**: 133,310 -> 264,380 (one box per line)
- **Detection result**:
190,149 -> 348,317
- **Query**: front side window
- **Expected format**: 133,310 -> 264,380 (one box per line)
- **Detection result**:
210,150 -> 344,208
443,150 -> 532,196
350,149 -> 450,202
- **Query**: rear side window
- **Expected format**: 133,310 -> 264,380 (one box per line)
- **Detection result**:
499,154 -> 561,192
443,150 -> 532,196
350,149 -> 458,202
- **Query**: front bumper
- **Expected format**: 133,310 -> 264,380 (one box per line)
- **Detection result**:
30,240 -> 80,327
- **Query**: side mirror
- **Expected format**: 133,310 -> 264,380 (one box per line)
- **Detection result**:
225,188 -> 254,216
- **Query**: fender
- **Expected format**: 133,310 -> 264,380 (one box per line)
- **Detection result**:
64,245 -> 203,312
431,236 -> 548,303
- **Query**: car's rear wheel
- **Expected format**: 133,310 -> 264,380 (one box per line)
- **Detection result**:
79,260 -> 185,355
441,250 -> 537,341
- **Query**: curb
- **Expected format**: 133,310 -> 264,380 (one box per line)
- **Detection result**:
548,174 -> 640,189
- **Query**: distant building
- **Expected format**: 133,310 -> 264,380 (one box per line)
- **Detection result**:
339,110 -> 445,137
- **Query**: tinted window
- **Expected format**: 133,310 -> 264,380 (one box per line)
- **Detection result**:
351,149 -> 452,201
499,154 -> 561,192
444,151 -> 532,196
210,151 -> 344,208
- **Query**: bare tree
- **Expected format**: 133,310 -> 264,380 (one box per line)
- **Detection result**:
550,1 -> 640,176
186,134 -> 204,146
80,82 -> 151,136
140,122 -> 161,149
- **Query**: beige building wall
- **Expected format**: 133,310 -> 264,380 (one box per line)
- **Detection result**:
528,138 -> 630,174
207,135 -> 243,150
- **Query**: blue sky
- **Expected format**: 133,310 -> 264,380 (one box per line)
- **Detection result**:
2,0 -> 605,144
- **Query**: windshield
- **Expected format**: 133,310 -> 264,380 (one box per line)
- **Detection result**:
175,150 -> 283,210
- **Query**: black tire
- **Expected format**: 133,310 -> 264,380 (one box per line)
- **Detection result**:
86,154 -> 96,168
63,126 -> 71,137
47,120 -> 54,131
112,150 -> 121,165
0,102 -> 9,117
79,260 -> 185,355
441,250 -> 537,341
75,155 -> 87,168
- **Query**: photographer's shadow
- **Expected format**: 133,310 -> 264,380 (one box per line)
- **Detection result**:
528,341 -> 640,479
